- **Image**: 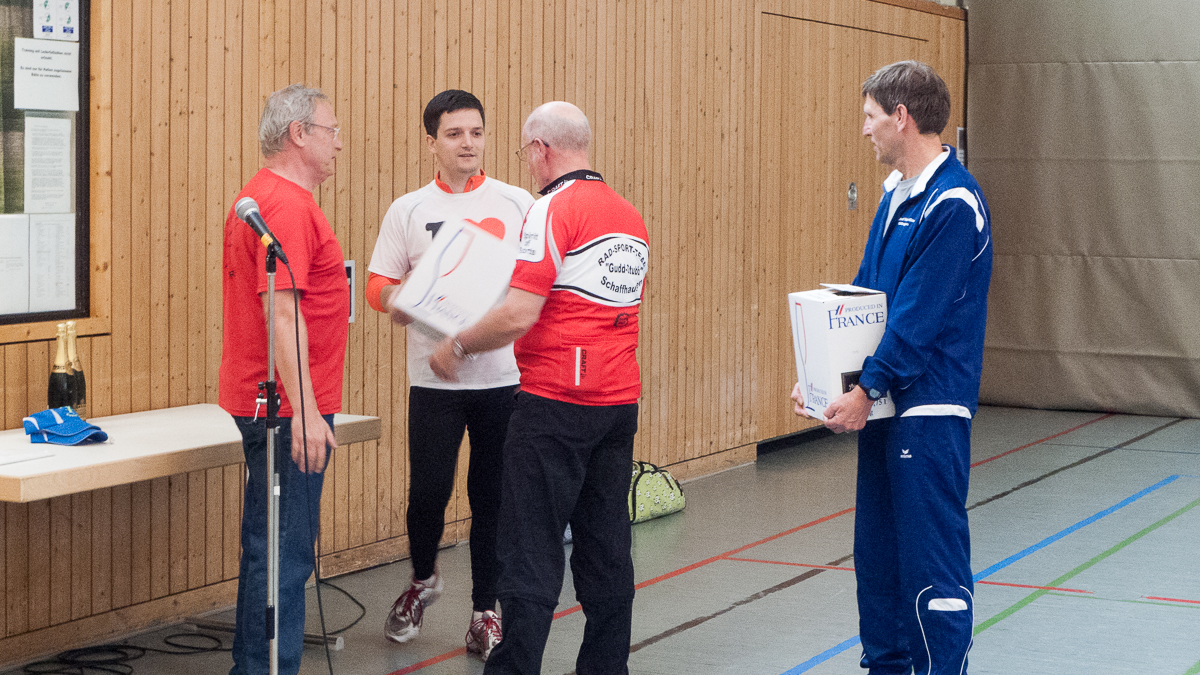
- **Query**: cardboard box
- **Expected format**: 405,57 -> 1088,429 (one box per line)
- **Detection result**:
788,284 -> 895,421
392,219 -> 516,339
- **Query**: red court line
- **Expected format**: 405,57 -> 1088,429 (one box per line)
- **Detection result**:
977,580 -> 1092,594
388,507 -> 857,672
1145,595 -> 1200,605
725,556 -> 856,572
555,507 -> 857,620
971,413 -> 1114,468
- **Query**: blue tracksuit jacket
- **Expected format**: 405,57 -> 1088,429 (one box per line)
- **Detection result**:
853,147 -> 992,416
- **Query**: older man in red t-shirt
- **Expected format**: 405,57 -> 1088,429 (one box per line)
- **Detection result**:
431,101 -> 649,675
219,84 -> 348,675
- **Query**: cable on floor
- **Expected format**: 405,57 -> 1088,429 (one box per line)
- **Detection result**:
21,632 -> 229,674
315,577 -> 367,635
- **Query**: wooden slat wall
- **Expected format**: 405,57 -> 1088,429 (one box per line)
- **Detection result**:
0,0 -> 963,663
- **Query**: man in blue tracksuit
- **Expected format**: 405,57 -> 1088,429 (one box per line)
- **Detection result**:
792,61 -> 992,674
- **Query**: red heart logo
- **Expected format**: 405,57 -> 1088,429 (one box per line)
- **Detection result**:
465,217 -> 506,240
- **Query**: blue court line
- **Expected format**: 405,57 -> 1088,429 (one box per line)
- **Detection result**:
972,475 -> 1179,581
779,475 -> 1181,674
781,637 -> 862,675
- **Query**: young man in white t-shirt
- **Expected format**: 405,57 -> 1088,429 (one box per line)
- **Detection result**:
366,90 -> 534,661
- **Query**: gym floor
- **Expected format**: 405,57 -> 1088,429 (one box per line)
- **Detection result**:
12,406 -> 1199,674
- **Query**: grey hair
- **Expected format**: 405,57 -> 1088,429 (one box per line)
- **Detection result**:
523,102 -> 591,153
259,84 -> 329,157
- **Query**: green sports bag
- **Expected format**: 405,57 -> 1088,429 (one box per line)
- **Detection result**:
629,460 -> 686,523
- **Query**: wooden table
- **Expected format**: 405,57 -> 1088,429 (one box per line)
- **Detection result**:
0,403 -> 381,502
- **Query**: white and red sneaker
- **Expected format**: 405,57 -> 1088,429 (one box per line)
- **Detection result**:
383,572 -> 442,643
465,610 -> 502,661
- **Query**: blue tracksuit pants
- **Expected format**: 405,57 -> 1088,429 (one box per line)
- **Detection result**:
855,415 -> 974,675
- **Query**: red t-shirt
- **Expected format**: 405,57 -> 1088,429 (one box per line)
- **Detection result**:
510,171 -> 648,406
218,169 -> 350,417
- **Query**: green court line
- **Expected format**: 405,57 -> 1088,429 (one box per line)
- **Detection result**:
1184,658 -> 1200,675
975,494 -> 1200,635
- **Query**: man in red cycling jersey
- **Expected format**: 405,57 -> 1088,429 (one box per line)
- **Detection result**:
430,101 -> 649,675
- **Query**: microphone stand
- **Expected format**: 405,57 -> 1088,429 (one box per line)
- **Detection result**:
259,247 -> 283,675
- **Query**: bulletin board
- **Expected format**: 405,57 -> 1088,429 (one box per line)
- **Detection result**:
0,0 -> 89,326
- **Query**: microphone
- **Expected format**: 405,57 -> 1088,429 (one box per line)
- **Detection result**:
235,197 -> 289,264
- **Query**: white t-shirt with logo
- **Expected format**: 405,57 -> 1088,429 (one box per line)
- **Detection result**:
369,176 -> 535,389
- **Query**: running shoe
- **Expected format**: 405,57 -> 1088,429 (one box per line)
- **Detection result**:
465,610 -> 502,660
384,572 -> 442,643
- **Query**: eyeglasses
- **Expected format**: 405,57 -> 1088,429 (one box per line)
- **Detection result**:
515,138 -> 549,162
306,122 -> 341,140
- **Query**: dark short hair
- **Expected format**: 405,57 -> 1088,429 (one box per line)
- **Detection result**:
423,89 -> 485,137
861,61 -> 951,135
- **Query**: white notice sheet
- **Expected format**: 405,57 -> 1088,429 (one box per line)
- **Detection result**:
24,117 -> 72,213
14,38 -> 79,111
0,215 -> 31,315
28,213 -> 74,312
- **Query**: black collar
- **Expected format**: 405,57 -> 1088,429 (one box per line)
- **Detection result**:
539,169 -> 604,196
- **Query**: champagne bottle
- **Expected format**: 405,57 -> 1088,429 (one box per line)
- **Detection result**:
48,323 -> 77,410
67,320 -> 87,419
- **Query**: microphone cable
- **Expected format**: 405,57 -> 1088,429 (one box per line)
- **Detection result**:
278,260 -> 338,675
21,634 -> 230,674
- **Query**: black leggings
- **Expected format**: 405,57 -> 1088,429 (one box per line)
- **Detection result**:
406,384 -> 516,611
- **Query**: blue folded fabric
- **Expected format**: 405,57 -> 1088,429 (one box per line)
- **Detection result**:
23,407 -> 109,445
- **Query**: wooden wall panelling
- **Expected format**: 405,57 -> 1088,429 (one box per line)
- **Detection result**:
345,0 -> 367,555
88,0 -> 113,369
71,492 -> 94,620
3,346 -> 25,430
26,500 -> 46,631
128,0 -> 151,416
316,0 -> 338,552
5,502 -> 27,636
187,471 -> 207,590
204,0 -> 226,408
185,0 -> 206,407
49,496 -> 70,625
370,0 -> 392,547
168,474 -> 187,595
167,0 -> 187,410
129,480 -> 151,605
755,13 -> 781,446
333,0 -> 353,555
148,476 -> 168,600
364,0 -> 382,550
646,0 -> 666,469
366,0 -> 389,548
682,0 -> 695,463
205,469 -> 224,586
27,345 -> 47,425
148,0 -> 169,411
109,484 -> 130,611
109,480 -> 130,607
0,503 -> 5,636
222,465 -> 242,583
88,0 -> 112,412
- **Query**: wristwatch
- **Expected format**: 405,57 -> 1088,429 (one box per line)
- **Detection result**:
451,337 -> 476,361
859,383 -> 884,401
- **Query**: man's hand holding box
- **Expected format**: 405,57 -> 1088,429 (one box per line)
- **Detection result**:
788,284 -> 895,426
391,219 -> 517,340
